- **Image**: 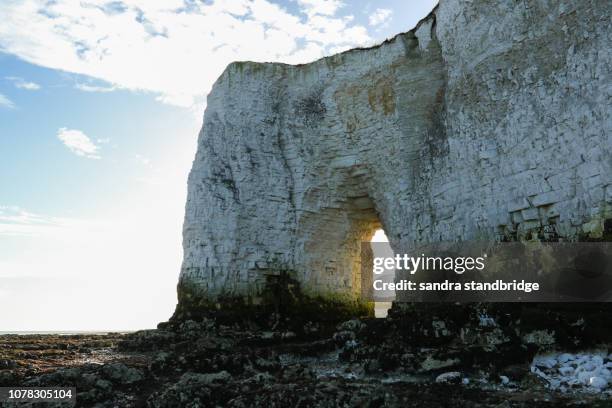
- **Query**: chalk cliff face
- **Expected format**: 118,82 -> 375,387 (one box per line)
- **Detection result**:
176,0 -> 611,314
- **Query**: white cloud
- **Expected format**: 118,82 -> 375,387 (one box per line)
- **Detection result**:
5,76 -> 41,90
135,154 -> 152,167
369,8 -> 392,27
0,0 -> 372,108
17,81 -> 40,90
0,93 -> 15,109
297,0 -> 344,17
75,83 -> 116,93
56,127 -> 101,159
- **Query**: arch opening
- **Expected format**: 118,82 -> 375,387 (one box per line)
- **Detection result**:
370,228 -> 395,318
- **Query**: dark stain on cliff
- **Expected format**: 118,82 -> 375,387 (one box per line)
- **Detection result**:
293,87 -> 327,128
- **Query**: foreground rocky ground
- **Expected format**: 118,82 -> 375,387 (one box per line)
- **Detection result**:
1,305 -> 612,407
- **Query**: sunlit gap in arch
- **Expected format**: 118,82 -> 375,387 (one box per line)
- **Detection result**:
370,229 -> 395,318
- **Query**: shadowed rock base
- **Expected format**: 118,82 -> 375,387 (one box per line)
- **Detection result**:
170,277 -> 373,330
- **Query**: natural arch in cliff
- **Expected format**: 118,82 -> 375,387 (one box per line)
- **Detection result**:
297,194 -> 381,300
174,1 -> 611,320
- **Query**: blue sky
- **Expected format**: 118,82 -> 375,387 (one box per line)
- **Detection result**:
0,0 -> 437,331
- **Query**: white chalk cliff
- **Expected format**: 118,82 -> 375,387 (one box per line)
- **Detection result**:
176,0 -> 611,313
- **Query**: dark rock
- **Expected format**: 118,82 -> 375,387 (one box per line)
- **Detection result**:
101,363 -> 144,384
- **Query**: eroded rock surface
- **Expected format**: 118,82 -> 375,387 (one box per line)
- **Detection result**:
3,310 -> 612,407
177,0 -> 611,314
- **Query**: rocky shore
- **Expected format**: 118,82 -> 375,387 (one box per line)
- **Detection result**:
1,304 -> 611,407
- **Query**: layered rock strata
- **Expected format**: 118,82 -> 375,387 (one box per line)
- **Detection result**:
177,0 -> 611,316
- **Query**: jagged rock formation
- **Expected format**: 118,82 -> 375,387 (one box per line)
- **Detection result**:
176,0 -> 611,316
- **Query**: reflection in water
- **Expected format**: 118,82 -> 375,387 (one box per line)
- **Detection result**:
371,229 -> 395,318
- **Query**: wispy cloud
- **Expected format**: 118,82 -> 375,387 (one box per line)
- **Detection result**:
369,8 -> 392,27
0,205 -> 89,237
0,0 -> 372,109
297,0 -> 345,17
5,76 -> 41,90
57,127 -> 101,159
0,93 -> 15,109
74,83 -> 116,93
135,154 -> 152,168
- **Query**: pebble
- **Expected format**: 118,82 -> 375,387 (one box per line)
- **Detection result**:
531,352 -> 611,392
576,362 -> 596,373
435,371 -> 461,384
533,356 -> 556,369
577,371 -> 594,384
589,376 -> 608,389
